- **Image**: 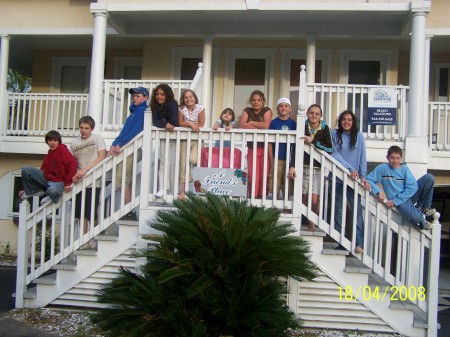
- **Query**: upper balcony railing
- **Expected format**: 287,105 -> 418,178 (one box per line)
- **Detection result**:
306,83 -> 409,141
429,101 -> 450,151
101,79 -> 192,132
6,93 -> 89,137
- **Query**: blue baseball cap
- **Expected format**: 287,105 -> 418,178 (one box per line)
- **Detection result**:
129,86 -> 149,97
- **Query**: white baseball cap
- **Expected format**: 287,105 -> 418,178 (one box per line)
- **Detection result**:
277,97 -> 291,107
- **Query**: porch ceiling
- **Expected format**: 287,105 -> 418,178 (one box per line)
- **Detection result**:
109,10 -> 409,38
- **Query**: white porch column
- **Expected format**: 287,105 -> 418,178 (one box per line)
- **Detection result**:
423,35 -> 432,133
202,36 -> 213,126
306,38 -> 316,83
88,9 -> 108,126
0,34 -> 10,136
404,8 -> 429,177
306,38 -> 316,107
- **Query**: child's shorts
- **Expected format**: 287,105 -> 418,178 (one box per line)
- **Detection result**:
302,166 -> 321,194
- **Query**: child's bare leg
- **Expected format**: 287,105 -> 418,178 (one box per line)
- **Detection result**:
303,193 -> 319,231
124,185 -> 131,204
178,183 -> 186,200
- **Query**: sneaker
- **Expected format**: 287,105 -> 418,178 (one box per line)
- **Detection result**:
155,190 -> 164,198
421,208 -> 436,217
19,190 -> 44,200
40,196 -> 51,205
420,221 -> 433,231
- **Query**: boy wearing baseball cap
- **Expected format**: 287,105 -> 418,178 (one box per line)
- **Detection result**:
108,86 -> 148,220
268,97 -> 297,199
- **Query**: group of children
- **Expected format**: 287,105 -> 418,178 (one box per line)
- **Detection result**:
19,85 -> 437,255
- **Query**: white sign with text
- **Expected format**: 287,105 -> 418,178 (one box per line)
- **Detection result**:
191,167 -> 248,197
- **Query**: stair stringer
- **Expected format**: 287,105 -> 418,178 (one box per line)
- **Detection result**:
295,235 -> 425,337
50,248 -> 137,308
24,223 -> 138,308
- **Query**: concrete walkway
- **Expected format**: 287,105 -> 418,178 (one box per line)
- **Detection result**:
0,266 -> 56,337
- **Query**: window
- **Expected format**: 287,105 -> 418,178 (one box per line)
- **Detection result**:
51,57 -> 91,94
0,170 -> 42,219
114,57 -> 143,79
181,58 -> 202,80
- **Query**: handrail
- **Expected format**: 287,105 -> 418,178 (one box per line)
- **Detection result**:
429,101 -> 450,151
6,93 -> 89,137
15,132 -> 144,307
305,83 -> 409,141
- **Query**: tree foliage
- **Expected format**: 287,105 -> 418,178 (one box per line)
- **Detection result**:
7,68 -> 31,93
93,193 -> 318,337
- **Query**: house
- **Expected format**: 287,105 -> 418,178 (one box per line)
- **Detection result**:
1,1 -> 449,336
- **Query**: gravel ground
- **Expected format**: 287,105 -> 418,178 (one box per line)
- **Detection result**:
3,308 -> 402,337
0,259 -> 402,337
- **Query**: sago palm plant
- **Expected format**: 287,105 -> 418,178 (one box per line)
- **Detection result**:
93,193 -> 318,337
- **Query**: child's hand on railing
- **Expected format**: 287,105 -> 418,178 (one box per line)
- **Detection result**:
288,167 -> 296,179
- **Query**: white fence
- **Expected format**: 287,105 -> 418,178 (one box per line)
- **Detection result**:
305,83 -> 409,141
7,93 -> 89,136
101,79 -> 192,131
429,101 -> 450,150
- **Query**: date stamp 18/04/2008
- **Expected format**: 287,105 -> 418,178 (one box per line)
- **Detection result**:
338,285 -> 426,302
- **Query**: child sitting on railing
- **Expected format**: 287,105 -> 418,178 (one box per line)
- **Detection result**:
366,145 -> 436,231
19,130 -> 77,204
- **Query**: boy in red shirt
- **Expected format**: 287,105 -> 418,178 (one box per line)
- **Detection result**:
19,130 -> 78,204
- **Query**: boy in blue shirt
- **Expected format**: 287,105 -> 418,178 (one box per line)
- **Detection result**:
366,145 -> 436,230
108,86 -> 148,220
268,97 -> 296,199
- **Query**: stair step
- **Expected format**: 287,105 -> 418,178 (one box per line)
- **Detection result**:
390,299 -> 427,322
413,313 -> 428,328
322,242 -> 350,256
298,299 -> 364,310
51,298 -> 110,308
34,273 -> 57,285
344,256 -> 371,274
116,219 -> 139,226
23,287 -> 36,299
95,234 -> 119,241
74,248 -> 98,256
53,259 -> 77,271
367,273 -> 391,290
300,225 -> 326,237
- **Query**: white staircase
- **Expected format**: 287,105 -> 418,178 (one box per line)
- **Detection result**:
287,225 -> 427,336
23,220 -> 139,308
15,117 -> 440,336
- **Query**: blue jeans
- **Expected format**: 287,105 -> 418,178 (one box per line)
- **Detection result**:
21,166 -> 65,203
333,180 -> 365,248
396,173 -> 434,228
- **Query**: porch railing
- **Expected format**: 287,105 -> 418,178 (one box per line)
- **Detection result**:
15,132 -> 143,307
429,101 -> 450,150
6,93 -> 89,136
305,83 -> 409,141
100,79 -> 193,132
